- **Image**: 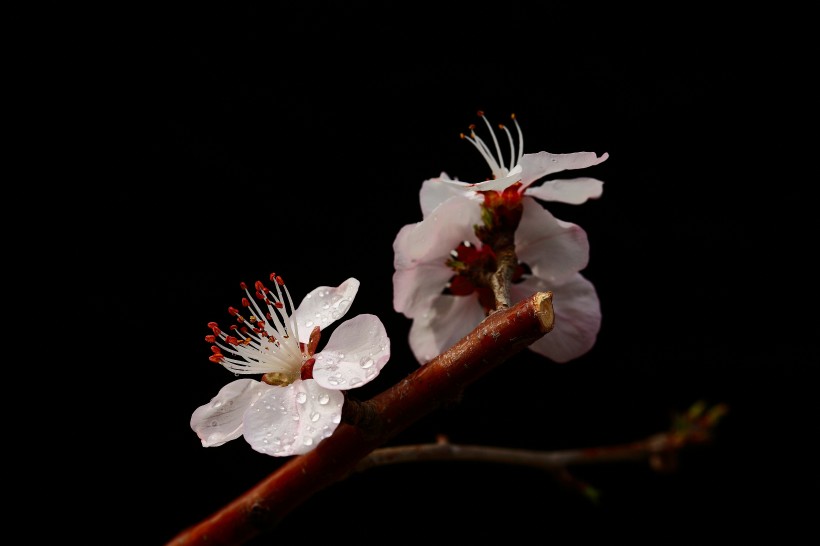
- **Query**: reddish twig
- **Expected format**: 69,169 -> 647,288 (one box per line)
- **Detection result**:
166,291 -> 555,546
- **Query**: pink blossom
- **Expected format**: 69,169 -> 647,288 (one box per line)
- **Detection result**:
191,276 -> 390,456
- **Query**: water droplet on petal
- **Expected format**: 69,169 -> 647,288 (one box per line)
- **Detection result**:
305,320 -> 314,328
349,377 -> 362,387
213,401 -> 223,408
303,437 -> 314,446
296,392 -> 307,404
318,394 -> 330,405
310,411 -> 321,422
332,414 -> 341,424
360,357 -> 374,369
292,414 -> 300,421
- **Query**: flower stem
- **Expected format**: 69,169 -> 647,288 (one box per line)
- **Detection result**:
166,291 -> 555,546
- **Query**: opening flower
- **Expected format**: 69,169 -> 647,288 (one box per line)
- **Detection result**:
419,111 -> 609,217
191,275 -> 390,456
393,192 -> 600,365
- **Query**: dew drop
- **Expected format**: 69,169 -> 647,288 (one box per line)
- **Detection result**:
349,377 -> 362,387
305,320 -> 314,328
360,357 -> 374,369
303,437 -> 314,446
310,411 -> 321,422
296,392 -> 307,404
213,401 -> 223,408
327,376 -> 339,386
292,414 -> 300,421
331,414 -> 341,424
318,393 -> 330,405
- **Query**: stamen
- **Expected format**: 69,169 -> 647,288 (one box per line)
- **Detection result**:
478,111 -> 505,175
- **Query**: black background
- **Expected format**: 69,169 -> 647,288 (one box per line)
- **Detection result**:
92,4 -> 816,545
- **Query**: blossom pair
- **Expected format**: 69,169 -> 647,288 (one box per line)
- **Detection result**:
393,112 -> 608,365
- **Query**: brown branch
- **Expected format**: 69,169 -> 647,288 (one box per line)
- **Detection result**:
354,428 -> 712,473
166,291 -> 555,546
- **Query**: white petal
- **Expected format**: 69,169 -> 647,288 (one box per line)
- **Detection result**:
393,195 -> 482,317
190,379 -> 270,447
420,176 -> 480,217
408,294 -> 486,365
312,314 -> 390,390
293,278 -> 359,344
518,151 -> 609,188
515,198 -> 590,285
243,379 -> 344,457
524,177 -> 604,204
510,273 -> 601,363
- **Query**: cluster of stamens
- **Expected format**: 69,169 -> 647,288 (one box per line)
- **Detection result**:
205,273 -> 312,385
460,111 -> 524,180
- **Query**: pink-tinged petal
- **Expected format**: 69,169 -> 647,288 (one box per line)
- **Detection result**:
243,379 -> 344,457
393,195 -> 483,317
392,265 -> 454,319
313,314 -> 390,390
518,151 -> 609,188
293,278 -> 360,344
510,273 -> 601,363
436,170 -> 523,194
515,198 -> 590,285
190,379 -> 270,447
524,177 -> 604,204
408,294 -> 486,365
420,176 -> 482,217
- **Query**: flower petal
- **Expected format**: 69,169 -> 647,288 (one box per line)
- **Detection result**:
408,294 -> 486,364
420,175 -> 484,217
510,273 -> 601,363
243,379 -> 344,456
524,177 -> 604,204
515,198 -> 590,285
393,195 -> 483,317
312,314 -> 390,389
518,151 -> 608,188
190,378 -> 270,447
293,278 -> 360,344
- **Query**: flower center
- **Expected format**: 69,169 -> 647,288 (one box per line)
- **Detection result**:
460,111 -> 524,180
205,273 -> 309,386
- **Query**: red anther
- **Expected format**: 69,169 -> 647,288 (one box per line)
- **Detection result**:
236,315 -> 245,323
300,357 -> 315,380
205,335 -> 216,343
255,290 -> 264,300
228,306 -> 239,316
460,133 -> 466,139
510,113 -> 516,120
226,336 -> 239,345
265,312 -> 272,320
210,345 -> 222,354
240,281 -> 247,290
229,324 -> 238,331
477,110 -> 484,117
210,325 -> 221,336
241,297 -> 250,307
498,123 -> 505,129
209,354 -> 225,364
254,280 -> 265,291
275,275 -> 284,285
239,326 -> 249,334
207,321 -> 219,329
468,123 -> 476,130
274,301 -> 284,309
269,272 -> 277,281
